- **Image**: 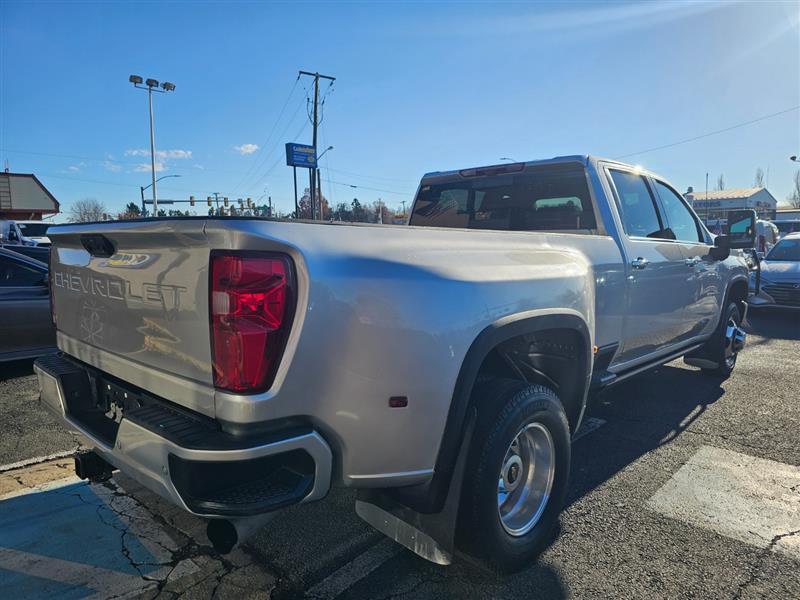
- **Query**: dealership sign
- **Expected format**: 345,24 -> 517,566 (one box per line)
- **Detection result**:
285,143 -> 317,168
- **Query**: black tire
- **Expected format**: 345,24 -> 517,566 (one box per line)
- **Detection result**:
701,301 -> 743,378
458,379 -> 571,573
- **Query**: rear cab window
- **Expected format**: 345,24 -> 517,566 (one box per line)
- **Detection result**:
409,163 -> 598,233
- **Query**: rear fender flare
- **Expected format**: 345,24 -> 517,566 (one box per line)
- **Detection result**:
393,310 -> 592,514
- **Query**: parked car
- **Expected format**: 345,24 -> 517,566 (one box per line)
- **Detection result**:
776,219 -> 800,239
0,219 -> 38,246
15,220 -> 53,246
748,232 -> 800,310
36,155 -> 754,572
0,247 -> 56,361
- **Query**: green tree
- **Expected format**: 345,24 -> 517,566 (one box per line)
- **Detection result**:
117,202 -> 142,220
351,198 -> 367,222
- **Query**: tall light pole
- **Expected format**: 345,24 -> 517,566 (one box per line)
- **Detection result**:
316,146 -> 334,218
129,75 -> 175,215
140,174 -> 181,216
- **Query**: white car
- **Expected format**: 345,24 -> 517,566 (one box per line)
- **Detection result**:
14,220 -> 52,246
749,233 -> 800,310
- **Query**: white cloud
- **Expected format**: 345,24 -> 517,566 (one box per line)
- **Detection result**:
134,162 -> 166,173
234,143 -> 259,155
67,165 -> 81,172
125,149 -> 192,160
103,161 -> 122,173
193,164 -> 206,170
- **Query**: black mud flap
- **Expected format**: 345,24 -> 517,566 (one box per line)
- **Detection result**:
355,408 -> 476,565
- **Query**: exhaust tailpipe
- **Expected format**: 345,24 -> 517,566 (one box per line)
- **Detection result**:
206,513 -> 275,554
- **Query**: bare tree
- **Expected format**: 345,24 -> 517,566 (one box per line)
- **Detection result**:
715,174 -> 725,191
69,198 -> 107,223
754,168 -> 765,187
789,170 -> 800,209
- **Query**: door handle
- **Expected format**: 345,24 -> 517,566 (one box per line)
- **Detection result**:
631,257 -> 649,270
685,257 -> 701,267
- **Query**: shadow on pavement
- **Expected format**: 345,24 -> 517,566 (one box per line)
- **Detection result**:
0,359 -> 35,382
567,364 -> 724,510
332,364 -> 724,600
744,309 -> 800,341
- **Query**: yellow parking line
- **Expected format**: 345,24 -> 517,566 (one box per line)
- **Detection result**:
0,458 -> 78,499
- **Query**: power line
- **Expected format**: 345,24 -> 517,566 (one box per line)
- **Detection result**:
615,105 -> 800,159
326,179 -> 414,196
237,95 -> 308,192
37,172 -> 243,198
324,167 -> 418,185
299,70 -> 336,219
247,119 -> 310,193
6,147 -> 418,194
230,76 -> 301,194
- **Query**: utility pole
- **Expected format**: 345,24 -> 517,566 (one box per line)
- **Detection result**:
705,172 -> 709,224
299,71 -> 335,220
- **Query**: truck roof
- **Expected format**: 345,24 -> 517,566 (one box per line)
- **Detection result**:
420,154 -> 637,179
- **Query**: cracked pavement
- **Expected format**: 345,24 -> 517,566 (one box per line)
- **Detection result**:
1,309 -> 799,599
0,461 -> 274,599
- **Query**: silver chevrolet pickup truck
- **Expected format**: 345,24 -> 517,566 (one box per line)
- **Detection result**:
36,156 -> 755,572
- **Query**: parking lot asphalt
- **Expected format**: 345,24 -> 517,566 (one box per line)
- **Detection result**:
0,309 -> 798,599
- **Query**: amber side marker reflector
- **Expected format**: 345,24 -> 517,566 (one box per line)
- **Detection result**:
593,345 -> 599,354
389,396 -> 408,408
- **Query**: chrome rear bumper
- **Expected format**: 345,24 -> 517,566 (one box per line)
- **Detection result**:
35,354 -> 332,518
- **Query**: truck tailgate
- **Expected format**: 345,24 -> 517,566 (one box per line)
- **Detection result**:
48,219 -> 214,393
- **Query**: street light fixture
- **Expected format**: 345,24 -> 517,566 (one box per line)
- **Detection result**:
499,157 -> 517,163
129,74 -> 176,214
140,174 -> 181,215
791,156 -> 798,162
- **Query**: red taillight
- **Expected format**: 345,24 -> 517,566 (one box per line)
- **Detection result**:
209,252 -> 295,393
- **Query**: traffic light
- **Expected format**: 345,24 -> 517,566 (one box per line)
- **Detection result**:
238,198 -> 244,207
207,196 -> 212,207
223,197 -> 229,206
246,197 -> 253,208
189,196 -> 195,206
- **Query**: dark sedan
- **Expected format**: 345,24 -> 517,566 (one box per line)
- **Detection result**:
0,247 -> 56,361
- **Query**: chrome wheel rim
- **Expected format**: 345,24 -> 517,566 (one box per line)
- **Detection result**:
723,315 -> 746,369
497,422 -> 555,537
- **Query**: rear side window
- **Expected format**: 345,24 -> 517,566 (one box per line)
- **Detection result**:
409,165 -> 597,232
609,170 -> 663,238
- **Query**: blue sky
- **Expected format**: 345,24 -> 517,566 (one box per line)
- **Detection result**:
1,1 -> 798,220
